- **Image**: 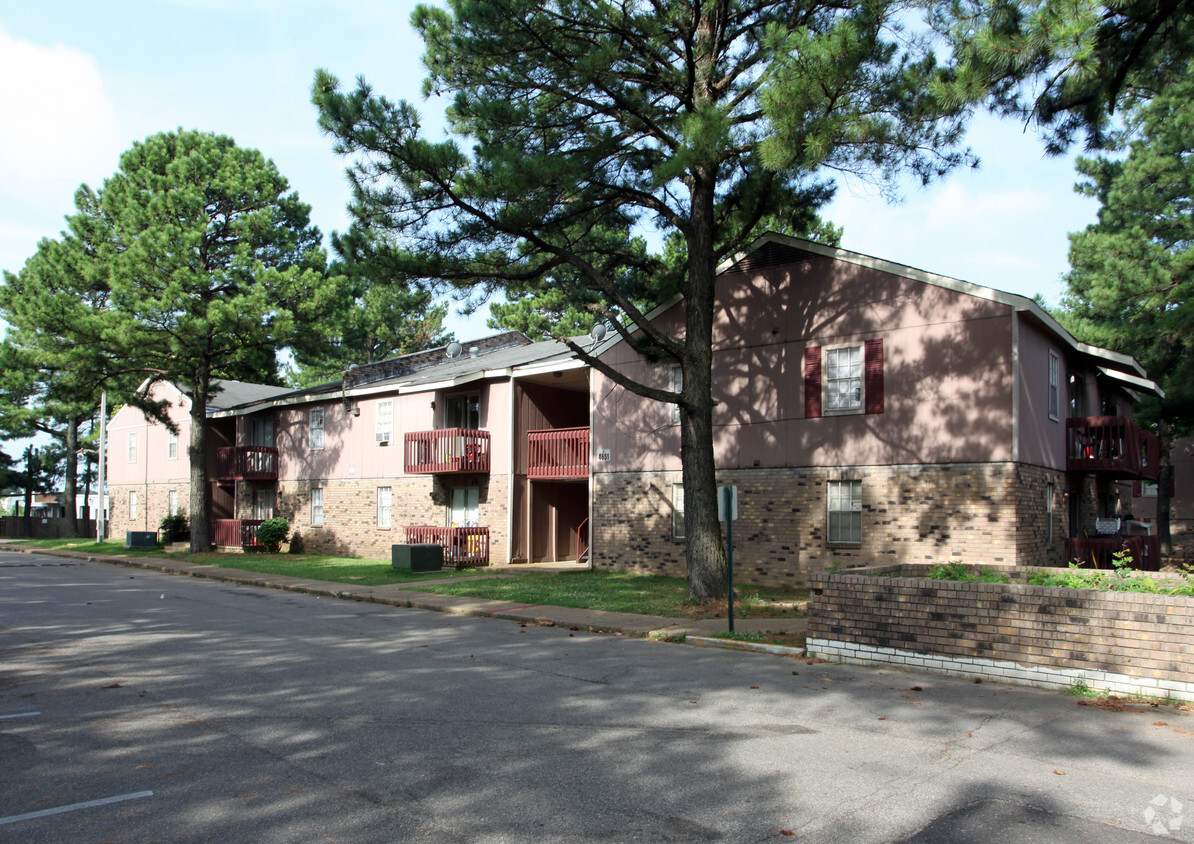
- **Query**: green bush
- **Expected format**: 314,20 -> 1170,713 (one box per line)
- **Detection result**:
255,517 -> 290,553
159,512 -> 190,543
924,561 -> 1011,583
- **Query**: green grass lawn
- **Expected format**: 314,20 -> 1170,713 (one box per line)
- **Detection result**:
5,538 -> 494,586
5,538 -> 808,616
406,570 -> 808,618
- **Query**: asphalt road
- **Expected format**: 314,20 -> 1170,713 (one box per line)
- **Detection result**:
2,550 -> 1191,843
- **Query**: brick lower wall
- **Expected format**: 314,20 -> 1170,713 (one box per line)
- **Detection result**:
592,462 -> 1067,586
108,482 -> 191,539
279,475 -> 510,563
807,565 -> 1194,700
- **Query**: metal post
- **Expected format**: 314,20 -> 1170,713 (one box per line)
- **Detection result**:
96,391 -> 106,543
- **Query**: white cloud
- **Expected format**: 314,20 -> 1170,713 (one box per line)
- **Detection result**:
0,25 -> 122,209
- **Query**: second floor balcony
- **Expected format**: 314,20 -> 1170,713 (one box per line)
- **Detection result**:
404,428 -> 491,474
1066,416 -> 1159,481
527,426 -> 589,479
216,446 -> 278,482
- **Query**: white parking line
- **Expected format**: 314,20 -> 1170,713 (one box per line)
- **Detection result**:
0,711 -> 40,720
0,791 -> 154,826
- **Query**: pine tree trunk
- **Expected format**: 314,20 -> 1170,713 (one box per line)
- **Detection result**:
188,369 -> 212,553
1158,418 -> 1173,556
62,419 -> 80,537
681,159 -> 728,600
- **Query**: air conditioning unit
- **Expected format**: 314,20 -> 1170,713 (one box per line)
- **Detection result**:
375,431 -> 391,445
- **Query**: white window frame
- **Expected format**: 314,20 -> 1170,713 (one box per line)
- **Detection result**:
127,432 -> 138,463
310,408 -> 325,451
1139,482 -> 1158,499
311,487 -> 324,527
376,399 -> 393,444
168,489 -> 178,515
377,486 -> 392,529
827,479 -> 862,545
823,344 -> 864,415
129,490 -> 138,520
1048,351 -> 1060,421
672,483 -> 685,539
167,428 -> 178,460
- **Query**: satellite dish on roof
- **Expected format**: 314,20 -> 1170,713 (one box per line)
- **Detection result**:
589,322 -> 609,344
445,342 -> 463,361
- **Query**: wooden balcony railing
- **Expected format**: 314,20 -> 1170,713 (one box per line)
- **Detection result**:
404,526 -> 490,567
216,446 -> 278,482
1064,535 -> 1160,571
1066,416 -> 1159,480
212,518 -> 264,548
527,427 -> 589,479
404,428 -> 491,474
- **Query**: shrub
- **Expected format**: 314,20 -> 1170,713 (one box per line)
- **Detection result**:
159,512 -> 190,543
255,517 -> 290,553
924,561 -> 1011,583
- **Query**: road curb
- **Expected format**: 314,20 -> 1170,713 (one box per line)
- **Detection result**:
685,635 -> 805,657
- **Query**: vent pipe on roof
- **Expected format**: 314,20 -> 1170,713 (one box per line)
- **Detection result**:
469,346 -> 479,358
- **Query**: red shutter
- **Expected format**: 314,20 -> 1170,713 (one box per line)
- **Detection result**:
804,345 -> 821,419
864,338 -> 884,414
1132,481 -> 1142,497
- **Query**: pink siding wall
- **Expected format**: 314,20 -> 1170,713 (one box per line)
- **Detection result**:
593,256 -> 1016,472
1015,319 -> 1067,470
105,384 -> 192,485
275,379 -> 514,482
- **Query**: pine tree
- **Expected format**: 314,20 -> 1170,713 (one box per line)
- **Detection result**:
314,0 -> 976,598
1060,63 -> 1194,551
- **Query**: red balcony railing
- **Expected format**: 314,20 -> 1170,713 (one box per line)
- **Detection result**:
404,428 -> 491,474
216,446 -> 278,482
527,427 -> 589,479
1064,535 -> 1160,571
404,526 -> 490,567
212,518 -> 264,548
1066,416 -> 1159,480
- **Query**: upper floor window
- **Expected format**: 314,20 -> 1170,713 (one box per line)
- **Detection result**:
1068,374 -> 1085,419
376,399 -> 394,444
310,408 -> 325,450
250,417 -> 274,447
825,345 -> 864,412
804,339 -> 884,419
827,479 -> 862,544
127,433 -> 138,463
1048,351 -> 1060,421
445,393 -> 480,430
670,364 -> 683,425
167,429 -> 178,460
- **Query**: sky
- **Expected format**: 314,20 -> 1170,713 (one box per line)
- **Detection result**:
0,1 -> 1103,343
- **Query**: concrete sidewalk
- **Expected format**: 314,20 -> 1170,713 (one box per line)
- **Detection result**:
0,543 -> 806,647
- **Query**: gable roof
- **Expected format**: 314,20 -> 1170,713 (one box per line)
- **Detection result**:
589,232 -> 1162,396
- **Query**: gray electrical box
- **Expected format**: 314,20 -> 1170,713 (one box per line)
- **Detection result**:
125,531 -> 158,548
392,543 -> 443,572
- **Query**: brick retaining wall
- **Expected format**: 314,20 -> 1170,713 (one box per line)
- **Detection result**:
807,565 -> 1194,700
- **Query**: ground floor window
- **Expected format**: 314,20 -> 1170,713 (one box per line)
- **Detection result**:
377,487 -> 392,529
168,489 -> 178,515
672,484 -> 685,539
1046,482 -> 1055,544
311,487 -> 324,526
253,489 -> 275,521
130,491 -> 138,521
449,487 -> 479,527
827,479 -> 862,544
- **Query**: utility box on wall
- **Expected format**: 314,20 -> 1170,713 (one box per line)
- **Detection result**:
392,543 -> 443,572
